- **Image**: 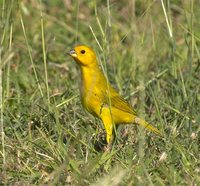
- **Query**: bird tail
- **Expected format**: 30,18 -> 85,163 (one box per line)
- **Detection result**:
134,116 -> 161,135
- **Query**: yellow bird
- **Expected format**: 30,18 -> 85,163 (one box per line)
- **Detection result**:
68,45 -> 161,143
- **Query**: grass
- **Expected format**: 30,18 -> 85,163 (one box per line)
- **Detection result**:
1,0 -> 200,185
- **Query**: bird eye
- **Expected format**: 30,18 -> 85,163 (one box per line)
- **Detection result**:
81,50 -> 85,54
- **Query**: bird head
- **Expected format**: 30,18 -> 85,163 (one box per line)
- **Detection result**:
68,45 -> 97,67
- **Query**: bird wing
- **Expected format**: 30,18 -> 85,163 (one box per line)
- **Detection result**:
110,95 -> 137,115
101,86 -> 137,115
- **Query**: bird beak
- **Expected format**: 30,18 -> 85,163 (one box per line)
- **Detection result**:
67,49 -> 77,58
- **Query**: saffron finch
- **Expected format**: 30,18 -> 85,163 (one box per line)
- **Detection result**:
68,45 -> 161,143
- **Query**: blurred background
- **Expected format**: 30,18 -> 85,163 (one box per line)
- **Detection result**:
0,0 -> 200,185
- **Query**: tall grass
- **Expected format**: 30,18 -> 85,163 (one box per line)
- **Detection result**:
0,0 -> 200,185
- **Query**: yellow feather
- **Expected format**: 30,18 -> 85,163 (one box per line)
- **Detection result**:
68,45 -> 161,143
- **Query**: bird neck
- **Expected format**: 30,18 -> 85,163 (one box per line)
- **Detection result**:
80,64 -> 100,83
79,64 -> 102,95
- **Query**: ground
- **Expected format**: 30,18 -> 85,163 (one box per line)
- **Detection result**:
0,0 -> 200,185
